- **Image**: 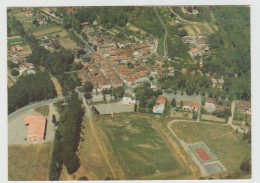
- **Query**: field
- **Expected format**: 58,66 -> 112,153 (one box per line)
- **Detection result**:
32,26 -> 66,38
58,37 -> 81,50
170,122 -> 251,175
98,113 -> 196,180
8,35 -> 23,44
51,76 -> 63,97
34,105 -> 49,116
185,23 -> 218,36
126,23 -> 147,36
18,44 -> 32,56
201,114 -> 226,123
8,142 -> 53,181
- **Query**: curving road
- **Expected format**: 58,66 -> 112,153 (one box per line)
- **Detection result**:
8,97 -> 67,122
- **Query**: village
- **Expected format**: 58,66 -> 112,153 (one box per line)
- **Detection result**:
7,6 -> 252,181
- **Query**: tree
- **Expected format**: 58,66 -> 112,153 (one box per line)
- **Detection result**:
240,158 -> 251,172
78,176 -> 88,180
116,87 -> 125,98
171,98 -> 176,107
84,92 -> 92,100
52,114 -> 57,124
83,81 -> 93,92
11,69 -> 19,76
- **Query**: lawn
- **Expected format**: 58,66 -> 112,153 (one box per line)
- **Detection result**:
34,105 -> 49,116
99,113 -> 191,179
171,122 -> 251,176
8,142 -> 53,181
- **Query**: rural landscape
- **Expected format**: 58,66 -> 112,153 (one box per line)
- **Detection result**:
7,6 -> 251,180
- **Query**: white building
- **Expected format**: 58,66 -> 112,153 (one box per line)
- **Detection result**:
122,93 -> 136,105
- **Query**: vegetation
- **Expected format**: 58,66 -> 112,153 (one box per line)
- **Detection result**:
134,83 -> 162,113
9,143 -> 53,181
158,73 -> 212,96
205,6 -> 250,101
49,91 -> 84,179
56,73 -> 81,95
83,81 -> 93,92
8,72 -> 56,113
171,122 -> 251,175
35,105 -> 50,116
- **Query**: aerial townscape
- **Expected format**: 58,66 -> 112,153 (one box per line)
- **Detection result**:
7,6 -> 251,181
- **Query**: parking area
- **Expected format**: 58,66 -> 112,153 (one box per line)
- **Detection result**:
8,107 -> 56,145
93,102 -> 135,115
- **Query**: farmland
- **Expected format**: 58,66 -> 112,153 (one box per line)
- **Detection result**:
8,142 -> 53,181
32,26 -> 65,37
185,23 -> 218,36
170,122 -> 251,176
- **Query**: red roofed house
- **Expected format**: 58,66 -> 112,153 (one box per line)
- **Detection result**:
182,100 -> 200,112
24,113 -> 47,142
236,101 -> 251,114
205,97 -> 218,113
95,38 -> 104,45
153,96 -> 167,114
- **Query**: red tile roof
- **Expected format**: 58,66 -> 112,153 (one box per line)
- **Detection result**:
24,114 -> 46,141
206,97 -> 218,105
156,96 -> 167,105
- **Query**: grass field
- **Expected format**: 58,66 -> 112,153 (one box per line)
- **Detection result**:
171,122 -> 251,175
8,142 -> 53,181
32,26 -> 64,37
58,37 -> 81,50
98,113 -> 194,179
34,105 -> 49,116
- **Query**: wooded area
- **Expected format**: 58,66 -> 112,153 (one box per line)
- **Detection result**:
8,72 -> 57,113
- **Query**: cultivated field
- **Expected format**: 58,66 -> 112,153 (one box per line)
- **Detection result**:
126,23 -> 147,36
8,142 -> 53,181
58,37 -> 81,50
32,26 -> 66,38
185,23 -> 218,36
170,122 -> 251,175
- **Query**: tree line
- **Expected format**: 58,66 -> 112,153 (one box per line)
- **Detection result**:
49,91 -> 84,180
8,72 -> 57,113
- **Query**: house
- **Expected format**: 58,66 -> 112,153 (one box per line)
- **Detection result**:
12,45 -> 23,52
204,97 -> 218,113
182,100 -> 200,112
12,57 -> 23,64
44,41 -> 54,49
20,63 -> 34,70
211,78 -> 224,90
183,36 -> 193,44
151,80 -> 158,90
25,11 -> 33,18
122,93 -> 137,105
190,48 -> 202,57
24,113 -> 47,142
236,101 -> 251,114
153,96 -> 167,114
138,71 -> 148,78
95,38 -> 104,45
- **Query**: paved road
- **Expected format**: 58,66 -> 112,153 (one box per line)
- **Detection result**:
37,8 -> 62,24
71,29 -> 94,55
8,97 -> 66,121
154,7 -> 168,58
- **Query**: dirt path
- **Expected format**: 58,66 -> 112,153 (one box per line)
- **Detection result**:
80,94 -> 117,179
154,122 -> 199,178
154,7 -> 168,58
51,76 -> 63,97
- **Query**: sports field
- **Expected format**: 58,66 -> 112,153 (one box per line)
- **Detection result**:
170,122 -> 251,175
98,113 -> 193,180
